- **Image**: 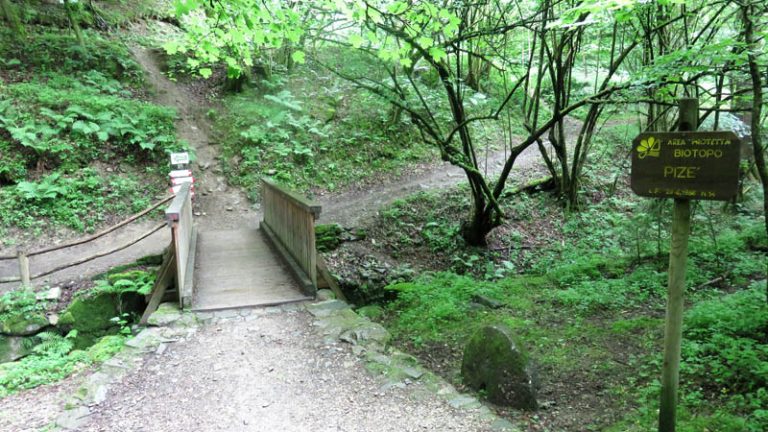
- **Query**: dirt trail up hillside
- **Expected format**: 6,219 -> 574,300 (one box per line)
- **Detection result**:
129,47 -> 254,231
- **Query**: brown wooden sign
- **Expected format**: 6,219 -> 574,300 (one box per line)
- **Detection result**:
630,131 -> 741,200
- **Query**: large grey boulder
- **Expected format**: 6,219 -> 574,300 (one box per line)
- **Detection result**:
0,335 -> 36,363
461,325 -> 539,410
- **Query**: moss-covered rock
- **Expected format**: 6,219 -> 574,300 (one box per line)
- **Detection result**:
315,224 -> 344,252
58,293 -> 119,334
461,324 -> 539,410
357,305 -> 384,320
0,312 -> 49,336
107,270 -> 148,285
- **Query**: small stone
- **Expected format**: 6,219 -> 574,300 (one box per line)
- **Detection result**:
306,300 -> 350,318
194,212 -> 202,216
447,395 -> 481,409
402,366 -> 424,380
316,289 -> 336,301
48,313 -> 60,326
226,207 -> 234,211
56,406 -> 91,430
471,294 -> 504,309
0,335 -> 35,362
147,303 -> 182,327
37,286 -> 62,301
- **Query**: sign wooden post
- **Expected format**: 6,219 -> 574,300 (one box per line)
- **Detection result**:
657,98 -> 697,432
631,99 -> 742,432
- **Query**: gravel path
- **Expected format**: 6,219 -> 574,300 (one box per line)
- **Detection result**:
77,308 -> 496,432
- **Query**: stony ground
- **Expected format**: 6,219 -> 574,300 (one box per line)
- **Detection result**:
0,301 -> 514,432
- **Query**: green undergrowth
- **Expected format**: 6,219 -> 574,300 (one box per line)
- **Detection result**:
0,332 -> 127,398
214,72 -> 434,199
607,281 -> 768,432
9,1 -> 170,31
0,27 -> 142,84
364,183 -> 766,431
0,28 -> 187,235
0,168 -> 156,232
0,267 -> 156,398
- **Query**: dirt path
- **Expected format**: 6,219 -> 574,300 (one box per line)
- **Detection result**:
74,308 -> 497,432
129,47 -> 254,232
318,145 -> 546,226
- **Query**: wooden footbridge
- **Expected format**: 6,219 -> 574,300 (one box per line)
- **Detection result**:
0,178 -> 341,319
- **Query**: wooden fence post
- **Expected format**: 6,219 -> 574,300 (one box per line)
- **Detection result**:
17,249 -> 30,287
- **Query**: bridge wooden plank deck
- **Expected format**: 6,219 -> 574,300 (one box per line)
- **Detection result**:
192,228 -> 311,311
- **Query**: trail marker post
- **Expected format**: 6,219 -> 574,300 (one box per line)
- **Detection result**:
629,98 -> 741,432
169,152 -> 195,198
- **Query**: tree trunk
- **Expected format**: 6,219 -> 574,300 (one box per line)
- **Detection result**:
741,5 -> 768,302
64,0 -> 85,46
0,0 -> 25,38
461,183 -> 497,247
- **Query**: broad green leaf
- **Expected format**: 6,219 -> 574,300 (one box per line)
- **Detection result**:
428,46 -> 447,62
291,51 -> 306,64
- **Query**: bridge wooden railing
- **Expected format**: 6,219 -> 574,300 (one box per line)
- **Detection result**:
162,182 -> 196,310
260,177 -> 321,296
0,195 -> 173,286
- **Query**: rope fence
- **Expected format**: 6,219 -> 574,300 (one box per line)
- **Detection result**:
0,195 -> 173,285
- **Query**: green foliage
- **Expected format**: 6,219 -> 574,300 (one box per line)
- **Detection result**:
217,79 -> 432,196
165,0 -> 307,77
0,27 -> 184,232
97,270 -> 156,296
683,283 -> 768,401
0,28 -> 142,83
0,289 -> 45,321
0,74 -> 182,167
0,331 -> 126,398
608,284 -> 768,432
0,168 -> 155,231
385,272 -> 544,346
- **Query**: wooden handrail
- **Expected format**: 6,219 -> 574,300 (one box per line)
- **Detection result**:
165,182 -> 194,308
0,222 -> 166,283
261,177 -> 321,219
260,178 -> 321,296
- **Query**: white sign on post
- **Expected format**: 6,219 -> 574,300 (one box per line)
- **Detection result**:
170,152 -> 190,165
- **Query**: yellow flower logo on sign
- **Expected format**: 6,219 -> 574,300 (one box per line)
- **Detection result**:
637,136 -> 661,159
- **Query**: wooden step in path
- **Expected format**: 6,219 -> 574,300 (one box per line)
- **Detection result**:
193,229 -> 312,311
